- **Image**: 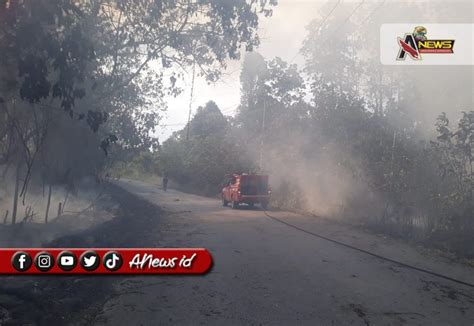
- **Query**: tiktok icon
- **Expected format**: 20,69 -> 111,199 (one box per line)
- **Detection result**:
103,251 -> 123,272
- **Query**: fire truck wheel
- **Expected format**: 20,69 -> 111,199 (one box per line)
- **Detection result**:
231,200 -> 239,209
222,196 -> 228,207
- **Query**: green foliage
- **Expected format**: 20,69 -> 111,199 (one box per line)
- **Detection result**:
187,101 -> 228,138
430,111 -> 473,230
0,0 -> 275,196
160,101 -> 253,195
1,0 -> 94,112
111,151 -> 161,183
237,53 -> 305,136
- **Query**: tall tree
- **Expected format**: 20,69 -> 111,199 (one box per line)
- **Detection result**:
0,0 -> 277,222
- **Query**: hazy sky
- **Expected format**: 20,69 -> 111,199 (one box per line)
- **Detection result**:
156,0 -> 473,141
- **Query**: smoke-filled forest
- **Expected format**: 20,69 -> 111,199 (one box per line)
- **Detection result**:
0,0 -> 473,324
1,1 -> 472,257
147,2 -> 473,256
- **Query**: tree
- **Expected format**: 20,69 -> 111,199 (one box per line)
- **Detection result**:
160,101 -> 252,195
431,111 -> 473,230
236,53 -> 305,137
187,101 -> 228,139
0,0 -> 277,223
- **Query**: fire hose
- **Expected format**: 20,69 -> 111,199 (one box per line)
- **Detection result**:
262,210 -> 474,289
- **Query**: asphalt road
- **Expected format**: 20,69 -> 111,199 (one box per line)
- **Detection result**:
94,179 -> 474,326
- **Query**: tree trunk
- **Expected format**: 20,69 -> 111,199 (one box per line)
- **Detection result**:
45,184 -> 52,224
11,164 -> 21,224
62,190 -> 70,213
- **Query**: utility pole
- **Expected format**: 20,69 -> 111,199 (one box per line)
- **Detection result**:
186,61 -> 196,141
259,97 -> 266,172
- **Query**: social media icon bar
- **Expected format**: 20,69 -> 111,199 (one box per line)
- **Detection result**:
103,251 -> 123,271
11,251 -> 33,272
2,248 -> 213,275
80,251 -> 100,271
57,251 -> 77,271
34,252 -> 54,272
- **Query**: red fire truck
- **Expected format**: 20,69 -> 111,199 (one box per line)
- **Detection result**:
221,174 -> 270,209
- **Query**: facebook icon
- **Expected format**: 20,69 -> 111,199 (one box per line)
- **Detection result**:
12,252 -> 32,272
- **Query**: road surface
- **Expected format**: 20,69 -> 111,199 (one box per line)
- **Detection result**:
95,179 -> 474,325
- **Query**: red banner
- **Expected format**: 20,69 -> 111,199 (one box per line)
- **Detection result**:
0,248 -> 213,275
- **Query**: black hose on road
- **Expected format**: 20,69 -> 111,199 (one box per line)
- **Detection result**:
262,210 -> 474,289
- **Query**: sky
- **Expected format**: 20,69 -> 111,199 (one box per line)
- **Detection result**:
156,0 -> 324,141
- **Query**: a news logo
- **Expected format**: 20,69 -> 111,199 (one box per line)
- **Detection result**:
397,26 -> 455,61
380,24 -> 472,66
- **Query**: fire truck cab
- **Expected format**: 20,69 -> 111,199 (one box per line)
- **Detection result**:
221,174 -> 270,209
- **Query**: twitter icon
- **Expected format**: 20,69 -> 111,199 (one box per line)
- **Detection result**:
80,251 -> 100,271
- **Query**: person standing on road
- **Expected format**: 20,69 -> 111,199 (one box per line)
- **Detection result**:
162,175 -> 169,191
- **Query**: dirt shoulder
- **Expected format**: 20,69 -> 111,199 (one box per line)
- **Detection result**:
0,183 -> 163,326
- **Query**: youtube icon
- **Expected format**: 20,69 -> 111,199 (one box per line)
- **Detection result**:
57,251 -> 77,271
